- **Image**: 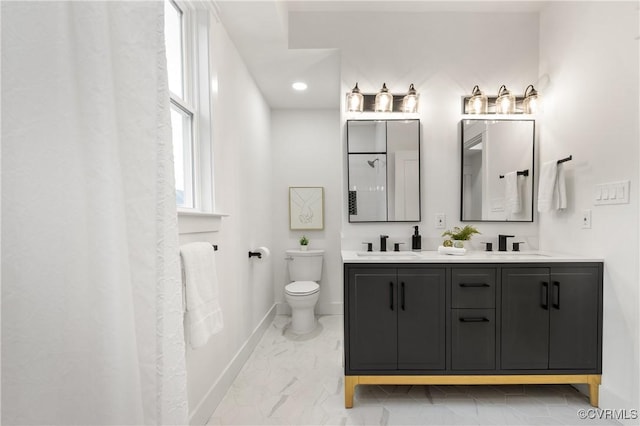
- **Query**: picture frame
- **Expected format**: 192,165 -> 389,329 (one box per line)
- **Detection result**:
289,187 -> 324,230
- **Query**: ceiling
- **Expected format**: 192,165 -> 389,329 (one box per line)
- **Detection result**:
214,1 -> 547,110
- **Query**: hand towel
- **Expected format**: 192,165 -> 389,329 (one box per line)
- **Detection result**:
537,160 -> 558,212
180,242 -> 223,349
437,246 -> 467,256
504,171 -> 522,214
555,163 -> 567,210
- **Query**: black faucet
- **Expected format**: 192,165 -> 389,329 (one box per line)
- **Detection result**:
498,234 -> 515,252
380,235 -> 389,252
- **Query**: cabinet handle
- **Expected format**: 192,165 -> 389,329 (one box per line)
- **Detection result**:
459,283 -> 490,288
541,282 -> 549,310
401,282 -> 406,311
389,282 -> 394,311
552,281 -> 560,309
459,317 -> 490,322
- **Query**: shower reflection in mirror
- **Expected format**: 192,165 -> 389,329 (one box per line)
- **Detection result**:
347,119 -> 420,222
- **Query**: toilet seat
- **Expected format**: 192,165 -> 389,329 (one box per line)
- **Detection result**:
285,281 -> 319,296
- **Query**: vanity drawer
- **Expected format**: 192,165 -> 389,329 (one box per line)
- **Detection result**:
452,268 -> 496,308
451,308 -> 496,370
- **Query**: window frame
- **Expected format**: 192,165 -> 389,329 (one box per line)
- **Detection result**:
166,0 -> 214,213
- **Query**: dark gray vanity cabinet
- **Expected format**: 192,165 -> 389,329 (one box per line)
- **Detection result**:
501,266 -> 602,371
346,266 -> 446,371
343,261 -> 603,409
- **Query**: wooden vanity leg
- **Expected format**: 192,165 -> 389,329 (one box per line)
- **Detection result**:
345,376 -> 358,408
588,375 -> 601,407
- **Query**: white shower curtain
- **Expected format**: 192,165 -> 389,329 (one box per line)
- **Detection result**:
2,1 -> 188,424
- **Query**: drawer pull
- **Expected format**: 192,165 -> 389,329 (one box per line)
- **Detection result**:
459,283 -> 490,288
541,282 -> 549,310
459,317 -> 490,322
552,281 -> 561,309
401,282 -> 406,311
389,282 -> 394,311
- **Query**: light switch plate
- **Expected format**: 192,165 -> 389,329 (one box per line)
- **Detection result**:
594,180 -> 630,205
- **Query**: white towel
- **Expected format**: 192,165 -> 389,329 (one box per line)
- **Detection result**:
555,163 -> 567,210
180,242 -> 223,349
537,160 -> 558,212
504,171 -> 522,214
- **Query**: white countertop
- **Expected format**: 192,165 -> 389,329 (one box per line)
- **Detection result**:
341,250 -> 603,263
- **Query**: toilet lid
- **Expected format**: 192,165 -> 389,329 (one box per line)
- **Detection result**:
286,281 -> 319,296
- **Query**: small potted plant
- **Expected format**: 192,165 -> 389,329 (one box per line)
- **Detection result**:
299,235 -> 309,251
442,225 -> 481,249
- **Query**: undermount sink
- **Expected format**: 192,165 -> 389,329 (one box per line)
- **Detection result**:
356,251 -> 422,260
488,251 -> 550,257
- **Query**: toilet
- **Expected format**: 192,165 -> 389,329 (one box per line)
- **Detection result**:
285,249 -> 324,334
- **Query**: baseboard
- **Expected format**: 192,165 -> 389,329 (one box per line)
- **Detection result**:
189,304 -> 276,425
276,301 -> 343,316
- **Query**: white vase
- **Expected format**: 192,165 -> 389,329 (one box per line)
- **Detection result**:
300,245 -> 308,251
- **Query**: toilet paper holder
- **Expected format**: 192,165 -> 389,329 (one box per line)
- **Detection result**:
248,247 -> 270,259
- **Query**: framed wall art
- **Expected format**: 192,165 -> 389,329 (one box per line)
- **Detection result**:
289,186 -> 324,230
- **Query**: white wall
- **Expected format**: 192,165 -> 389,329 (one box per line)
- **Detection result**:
538,1 -> 639,416
179,13 -> 275,425
276,11 -> 541,315
271,110 -> 342,315
290,10 -> 542,253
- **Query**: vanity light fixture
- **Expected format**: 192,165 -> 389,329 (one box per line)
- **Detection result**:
346,83 -> 364,112
522,84 -> 541,114
374,83 -> 393,112
463,84 -> 541,114
345,83 -> 420,113
401,84 -> 419,113
495,85 -> 516,114
467,85 -> 488,114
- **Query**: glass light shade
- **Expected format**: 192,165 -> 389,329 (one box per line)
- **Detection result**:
346,83 -> 364,112
523,84 -> 541,114
374,83 -> 393,112
495,85 -> 516,114
467,85 -> 487,114
401,83 -> 419,113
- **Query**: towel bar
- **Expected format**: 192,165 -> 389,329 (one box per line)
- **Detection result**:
499,169 -> 529,179
557,155 -> 572,164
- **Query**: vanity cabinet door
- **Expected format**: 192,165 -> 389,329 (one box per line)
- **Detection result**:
501,268 -> 551,370
548,267 -> 600,370
347,267 -> 398,371
397,268 -> 446,370
501,266 -> 602,372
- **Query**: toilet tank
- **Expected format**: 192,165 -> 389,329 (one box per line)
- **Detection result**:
286,249 -> 324,282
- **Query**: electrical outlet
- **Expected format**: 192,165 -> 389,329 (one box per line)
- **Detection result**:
435,213 -> 446,229
582,210 -> 592,229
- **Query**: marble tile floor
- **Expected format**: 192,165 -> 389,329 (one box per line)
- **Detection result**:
208,315 -> 618,426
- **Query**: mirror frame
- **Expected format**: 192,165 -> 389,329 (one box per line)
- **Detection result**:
460,119 -> 535,223
347,119 -> 421,223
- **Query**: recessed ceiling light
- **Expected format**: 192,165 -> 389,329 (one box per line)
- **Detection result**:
292,81 -> 308,91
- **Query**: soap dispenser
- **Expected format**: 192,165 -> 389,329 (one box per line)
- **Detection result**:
412,226 -> 422,251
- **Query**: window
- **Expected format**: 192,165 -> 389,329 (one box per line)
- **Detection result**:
164,0 -> 213,211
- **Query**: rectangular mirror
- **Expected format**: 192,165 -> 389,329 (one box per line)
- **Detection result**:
461,119 -> 535,222
347,119 -> 420,222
